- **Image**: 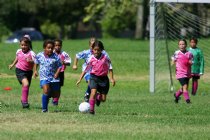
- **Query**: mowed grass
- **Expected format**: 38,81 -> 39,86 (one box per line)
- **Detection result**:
1,39 -> 210,140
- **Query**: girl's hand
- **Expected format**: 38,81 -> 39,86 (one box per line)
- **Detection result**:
33,71 -> 38,78
76,80 -> 81,86
8,64 -> 13,70
110,78 -> 116,86
72,65 -> 77,70
54,73 -> 59,79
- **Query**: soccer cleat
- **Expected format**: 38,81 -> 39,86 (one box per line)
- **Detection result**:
22,102 -> 30,109
52,100 -> 58,106
186,99 -> 191,104
174,94 -> 179,103
84,93 -> 90,102
42,109 -> 48,113
89,110 -> 95,115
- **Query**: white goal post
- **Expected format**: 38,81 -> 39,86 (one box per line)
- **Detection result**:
149,0 -> 210,93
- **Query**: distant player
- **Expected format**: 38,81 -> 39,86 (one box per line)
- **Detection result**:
33,40 -> 62,112
171,39 -> 193,104
52,39 -> 71,105
76,40 -> 115,114
73,37 -> 112,102
188,37 -> 204,95
9,35 -> 35,108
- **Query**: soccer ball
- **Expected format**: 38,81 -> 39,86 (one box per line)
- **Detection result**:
79,102 -> 90,113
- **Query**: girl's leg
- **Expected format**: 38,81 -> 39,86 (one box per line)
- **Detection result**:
175,88 -> 183,98
192,77 -> 198,95
42,84 -> 50,112
182,84 -> 190,103
84,85 -> 91,102
89,88 -> 97,114
21,78 -> 30,108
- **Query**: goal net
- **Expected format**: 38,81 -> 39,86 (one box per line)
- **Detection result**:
150,0 -> 210,94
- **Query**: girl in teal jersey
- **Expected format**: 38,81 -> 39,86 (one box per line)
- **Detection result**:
188,37 -> 204,95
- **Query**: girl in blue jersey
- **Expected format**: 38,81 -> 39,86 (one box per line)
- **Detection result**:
33,40 -> 62,112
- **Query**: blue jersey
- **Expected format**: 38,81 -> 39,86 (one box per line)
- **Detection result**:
35,52 -> 62,82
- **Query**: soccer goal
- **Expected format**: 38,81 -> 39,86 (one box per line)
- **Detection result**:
150,0 -> 210,93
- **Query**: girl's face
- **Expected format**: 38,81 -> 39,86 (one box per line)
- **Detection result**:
44,43 -> 54,56
54,41 -> 62,53
93,46 -> 102,58
20,41 -> 30,53
178,40 -> 187,52
190,40 -> 197,48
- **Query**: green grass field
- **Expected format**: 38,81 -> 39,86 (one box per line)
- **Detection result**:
1,39 -> 210,140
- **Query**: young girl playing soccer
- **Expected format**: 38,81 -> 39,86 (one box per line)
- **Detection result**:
73,37 -> 112,102
52,39 -> 71,105
9,35 -> 35,108
188,37 -> 204,95
33,40 -> 62,112
76,40 -> 115,114
171,39 -> 193,104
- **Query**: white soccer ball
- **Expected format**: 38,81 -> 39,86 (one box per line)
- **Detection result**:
79,102 -> 90,113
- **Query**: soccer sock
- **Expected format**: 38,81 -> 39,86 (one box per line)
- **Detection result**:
96,93 -> 102,101
175,89 -> 182,98
21,86 -> 29,103
192,80 -> 198,95
53,97 -> 59,102
89,99 -> 95,112
86,85 -> 91,95
183,91 -> 190,101
42,94 -> 49,110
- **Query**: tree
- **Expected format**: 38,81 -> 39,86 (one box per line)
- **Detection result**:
83,0 -> 149,39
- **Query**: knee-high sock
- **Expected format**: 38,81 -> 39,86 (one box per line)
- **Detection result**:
21,86 -> 29,103
42,94 -> 49,110
86,85 -> 91,95
192,80 -> 198,95
175,89 -> 182,98
89,99 -> 95,112
53,93 -> 60,102
183,91 -> 190,101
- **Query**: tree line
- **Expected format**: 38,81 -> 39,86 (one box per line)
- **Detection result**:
0,0 -> 149,41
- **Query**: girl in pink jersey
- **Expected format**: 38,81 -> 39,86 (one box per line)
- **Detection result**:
52,39 -> 71,105
76,40 -> 115,114
171,39 -> 193,104
9,35 -> 36,108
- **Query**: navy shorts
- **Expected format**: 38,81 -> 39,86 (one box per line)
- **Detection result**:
89,74 -> 109,94
15,68 -> 33,86
178,78 -> 189,86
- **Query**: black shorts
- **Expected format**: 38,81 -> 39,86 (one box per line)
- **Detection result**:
89,74 -> 109,94
59,72 -> 64,86
178,77 -> 189,86
15,68 -> 33,86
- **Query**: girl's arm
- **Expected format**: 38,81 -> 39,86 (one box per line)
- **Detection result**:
76,71 -> 86,86
9,57 -> 18,70
33,64 -> 39,78
54,67 -> 61,79
72,56 -> 79,70
109,69 -> 116,86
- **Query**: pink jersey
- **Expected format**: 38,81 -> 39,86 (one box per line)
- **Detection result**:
55,51 -> 71,72
85,54 -> 111,77
16,49 -> 36,71
172,50 -> 193,79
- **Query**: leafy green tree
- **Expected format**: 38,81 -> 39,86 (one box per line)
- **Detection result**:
83,0 -> 147,38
